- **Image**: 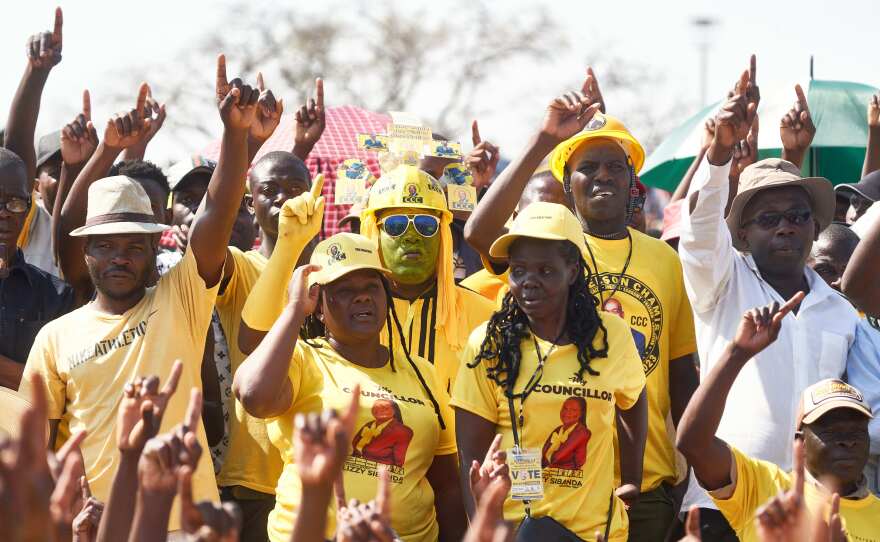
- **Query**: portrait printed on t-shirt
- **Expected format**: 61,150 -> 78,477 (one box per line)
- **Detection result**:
541,396 -> 592,470
351,398 -> 414,468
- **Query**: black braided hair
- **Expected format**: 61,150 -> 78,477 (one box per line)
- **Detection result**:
467,240 -> 610,397
299,276 -> 447,429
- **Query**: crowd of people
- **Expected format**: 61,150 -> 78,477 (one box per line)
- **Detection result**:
3,8 -> 880,542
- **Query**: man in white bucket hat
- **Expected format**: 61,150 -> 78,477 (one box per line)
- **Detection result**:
20,58 -> 261,535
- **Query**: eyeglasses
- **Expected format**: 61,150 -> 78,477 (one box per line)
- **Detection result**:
742,208 -> 812,229
0,197 -> 30,214
378,214 -> 440,238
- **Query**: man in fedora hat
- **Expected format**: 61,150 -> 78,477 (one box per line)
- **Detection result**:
677,61 -> 859,538
20,57 -> 262,533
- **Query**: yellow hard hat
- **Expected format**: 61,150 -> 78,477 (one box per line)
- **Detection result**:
361,165 -> 452,221
548,113 -> 645,182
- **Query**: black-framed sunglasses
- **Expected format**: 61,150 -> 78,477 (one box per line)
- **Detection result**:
742,208 -> 812,229
378,214 -> 440,238
0,196 -> 31,214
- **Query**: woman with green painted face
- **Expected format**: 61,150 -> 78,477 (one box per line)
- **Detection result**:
359,165 -> 496,393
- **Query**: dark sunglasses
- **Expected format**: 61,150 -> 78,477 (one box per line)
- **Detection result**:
379,214 -> 440,238
742,208 -> 812,229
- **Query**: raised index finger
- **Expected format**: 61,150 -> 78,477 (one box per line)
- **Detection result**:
82,89 -> 91,120
216,54 -> 228,92
53,7 -> 63,44
310,173 -> 325,200
183,388 -> 203,431
749,54 -> 757,86
135,83 -> 150,118
257,72 -> 265,92
315,78 -> 324,109
160,360 -> 184,397
778,290 -> 806,318
376,466 -> 390,521
471,120 -> 481,146
792,438 -> 805,499
794,84 -> 809,110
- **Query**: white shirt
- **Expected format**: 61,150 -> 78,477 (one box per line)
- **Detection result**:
678,157 -> 859,512
846,317 -> 880,456
22,199 -> 60,278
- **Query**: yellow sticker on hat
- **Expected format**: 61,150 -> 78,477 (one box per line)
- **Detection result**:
448,184 -> 477,212
335,159 -> 372,205
357,134 -> 389,152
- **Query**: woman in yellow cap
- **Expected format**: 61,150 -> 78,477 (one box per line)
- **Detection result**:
359,164 -> 496,392
464,72 -> 698,540
233,232 -> 465,542
453,201 -> 647,541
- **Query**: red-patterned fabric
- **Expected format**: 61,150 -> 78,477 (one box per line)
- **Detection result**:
201,106 -> 389,238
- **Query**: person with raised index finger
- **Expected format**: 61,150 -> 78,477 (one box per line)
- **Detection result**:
676,295 -> 880,542
677,57 -> 859,539
20,52 -> 261,535
464,66 -> 699,540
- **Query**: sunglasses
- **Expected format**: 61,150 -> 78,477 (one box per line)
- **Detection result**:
378,214 -> 440,238
742,208 -> 812,229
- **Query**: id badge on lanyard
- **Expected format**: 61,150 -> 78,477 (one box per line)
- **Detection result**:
508,446 -> 544,501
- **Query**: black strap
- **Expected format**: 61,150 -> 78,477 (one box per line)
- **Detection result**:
603,490 -> 614,540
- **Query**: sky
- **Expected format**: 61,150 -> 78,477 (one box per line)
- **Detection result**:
1,0 -> 878,166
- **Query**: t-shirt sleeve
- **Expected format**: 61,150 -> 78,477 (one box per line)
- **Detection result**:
710,446 -> 790,534
215,247 -> 244,309
450,326 -> 500,424
158,249 -> 220,342
603,315 -> 646,410
287,342 -> 325,416
21,326 -> 65,420
667,256 -> 698,360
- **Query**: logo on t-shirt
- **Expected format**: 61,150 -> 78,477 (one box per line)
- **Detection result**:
589,273 -> 663,376
351,398 -> 414,469
542,396 -> 591,470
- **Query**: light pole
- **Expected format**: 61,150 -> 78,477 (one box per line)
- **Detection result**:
692,16 -> 717,107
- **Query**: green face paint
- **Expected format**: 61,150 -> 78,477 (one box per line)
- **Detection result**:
379,215 -> 441,285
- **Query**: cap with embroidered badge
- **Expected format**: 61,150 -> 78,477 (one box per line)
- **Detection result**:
309,232 -> 392,286
796,379 -> 872,429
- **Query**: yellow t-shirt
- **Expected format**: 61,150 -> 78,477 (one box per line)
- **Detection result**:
267,339 -> 456,542
214,247 -> 283,494
711,446 -> 880,542
460,268 -> 509,308
451,313 -> 646,542
584,229 -> 697,491
391,284 -> 495,393
21,249 -> 220,530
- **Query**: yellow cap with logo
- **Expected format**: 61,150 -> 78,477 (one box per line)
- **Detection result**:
309,233 -> 392,286
361,165 -> 452,221
490,202 -> 588,259
548,113 -> 646,182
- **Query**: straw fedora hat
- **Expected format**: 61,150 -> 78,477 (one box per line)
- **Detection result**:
726,158 -> 833,250
70,175 -> 170,237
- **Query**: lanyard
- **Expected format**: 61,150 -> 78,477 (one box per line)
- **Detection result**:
584,230 -> 633,307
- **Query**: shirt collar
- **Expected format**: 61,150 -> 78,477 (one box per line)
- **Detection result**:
742,253 -> 842,311
804,468 -> 871,499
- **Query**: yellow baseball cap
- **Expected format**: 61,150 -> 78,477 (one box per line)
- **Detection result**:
796,379 -> 873,429
361,165 -> 451,221
309,233 -> 392,286
489,202 -> 587,259
548,113 -> 645,182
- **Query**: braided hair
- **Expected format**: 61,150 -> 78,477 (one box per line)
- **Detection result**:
300,275 -> 447,429
467,240 -> 609,397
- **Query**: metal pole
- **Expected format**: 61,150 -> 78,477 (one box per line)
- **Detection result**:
692,17 -> 717,107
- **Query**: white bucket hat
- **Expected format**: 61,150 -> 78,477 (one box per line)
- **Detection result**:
69,175 -> 170,237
